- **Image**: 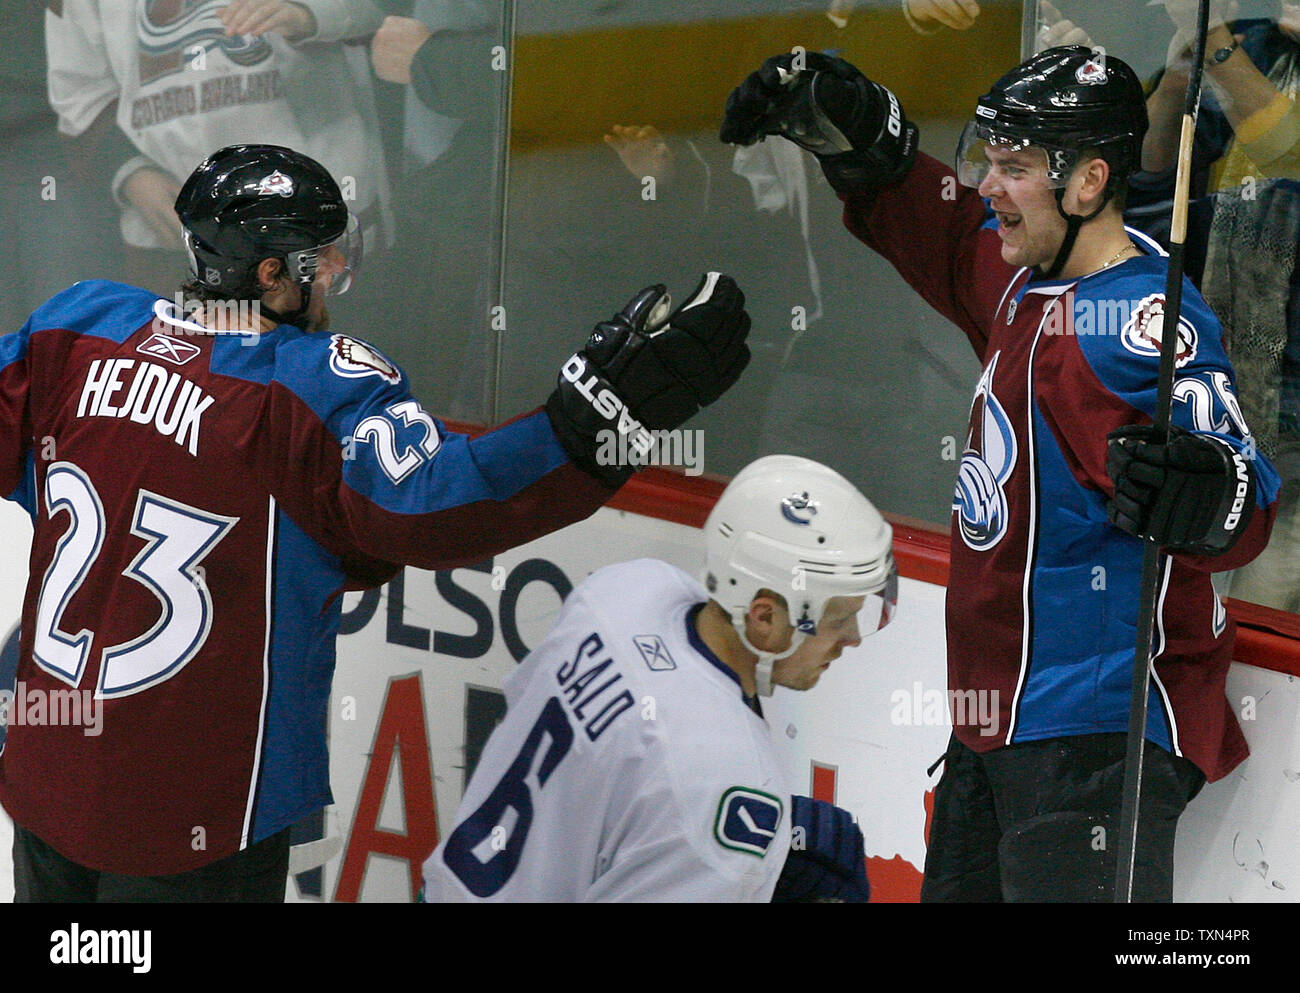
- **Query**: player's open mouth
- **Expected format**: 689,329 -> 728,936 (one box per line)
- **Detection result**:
997,212 -> 1022,231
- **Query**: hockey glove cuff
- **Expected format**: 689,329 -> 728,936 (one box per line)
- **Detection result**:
771,796 -> 871,903
1106,424 -> 1256,555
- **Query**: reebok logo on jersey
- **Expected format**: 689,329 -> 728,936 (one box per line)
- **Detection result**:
633,635 -> 676,671
137,332 -> 201,366
329,335 -> 401,385
715,788 -> 783,857
77,358 -> 215,457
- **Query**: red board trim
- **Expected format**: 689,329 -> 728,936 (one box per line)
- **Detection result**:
443,422 -> 1300,678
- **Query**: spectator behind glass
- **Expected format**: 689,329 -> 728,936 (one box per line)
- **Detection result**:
895,0 -> 1300,615
45,0 -> 393,295
1129,1 -> 1300,613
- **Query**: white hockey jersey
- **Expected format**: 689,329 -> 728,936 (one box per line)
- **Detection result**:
422,559 -> 793,902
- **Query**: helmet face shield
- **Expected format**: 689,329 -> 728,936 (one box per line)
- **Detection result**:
287,212 -> 363,296
955,120 -> 1073,190
796,559 -> 899,640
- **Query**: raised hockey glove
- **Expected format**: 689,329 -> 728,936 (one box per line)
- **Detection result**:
546,272 -> 750,488
720,51 -> 918,196
771,796 -> 871,903
1106,424 -> 1255,555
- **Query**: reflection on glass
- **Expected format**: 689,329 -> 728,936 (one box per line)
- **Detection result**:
15,2 -> 1296,617
44,0 -> 393,295
1026,1 -> 1300,614
499,1 -> 1019,524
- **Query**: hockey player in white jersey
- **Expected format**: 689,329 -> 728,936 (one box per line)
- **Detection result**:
422,455 -> 897,902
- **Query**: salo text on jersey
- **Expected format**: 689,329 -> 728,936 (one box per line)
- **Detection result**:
76,359 -> 215,457
556,632 -> 636,741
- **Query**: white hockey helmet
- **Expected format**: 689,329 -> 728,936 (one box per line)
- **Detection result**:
703,455 -> 897,694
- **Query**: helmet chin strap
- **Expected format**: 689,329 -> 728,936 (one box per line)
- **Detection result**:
734,617 -> 808,697
1038,186 -> 1110,280
258,273 -> 315,329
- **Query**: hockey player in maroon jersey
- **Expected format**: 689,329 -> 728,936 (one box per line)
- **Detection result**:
0,144 -> 750,901
722,48 -> 1279,900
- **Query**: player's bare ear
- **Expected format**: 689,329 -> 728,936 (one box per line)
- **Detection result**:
745,592 -> 792,650
747,597 -> 777,628
1075,156 -> 1110,209
256,257 -> 285,291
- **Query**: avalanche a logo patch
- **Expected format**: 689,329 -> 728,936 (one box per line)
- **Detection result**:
256,170 -> 294,197
953,351 -> 1017,552
328,335 -> 401,385
1076,58 -> 1108,84
1121,294 -> 1198,368
714,787 -> 783,857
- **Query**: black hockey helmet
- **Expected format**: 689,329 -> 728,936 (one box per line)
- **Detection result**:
955,46 -> 1147,279
174,144 -> 361,299
956,46 -> 1148,193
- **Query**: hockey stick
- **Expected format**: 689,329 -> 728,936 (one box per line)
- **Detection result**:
1113,0 -> 1212,903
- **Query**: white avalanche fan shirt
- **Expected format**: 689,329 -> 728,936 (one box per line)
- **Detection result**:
45,0 -> 392,249
423,559 -> 792,902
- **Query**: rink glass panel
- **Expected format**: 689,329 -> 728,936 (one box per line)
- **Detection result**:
5,1 -> 1297,620
497,0 -> 1019,528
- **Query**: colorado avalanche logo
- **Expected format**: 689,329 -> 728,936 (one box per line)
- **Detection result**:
780,492 -> 818,525
1120,293 -> 1198,368
137,1 -> 274,85
1076,58 -> 1108,84
256,171 -> 294,197
954,351 -> 1017,551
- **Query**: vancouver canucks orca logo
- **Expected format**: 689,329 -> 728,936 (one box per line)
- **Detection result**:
780,491 -> 818,525
138,0 -> 273,85
954,351 -> 1017,551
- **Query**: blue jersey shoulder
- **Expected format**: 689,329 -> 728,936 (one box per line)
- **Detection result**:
1065,258 -> 1230,412
210,324 -> 410,442
275,331 -> 408,439
28,280 -> 161,345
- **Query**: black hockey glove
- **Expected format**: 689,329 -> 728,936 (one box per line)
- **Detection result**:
546,273 -> 750,488
720,51 -> 918,196
771,796 -> 870,903
1106,424 -> 1256,555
